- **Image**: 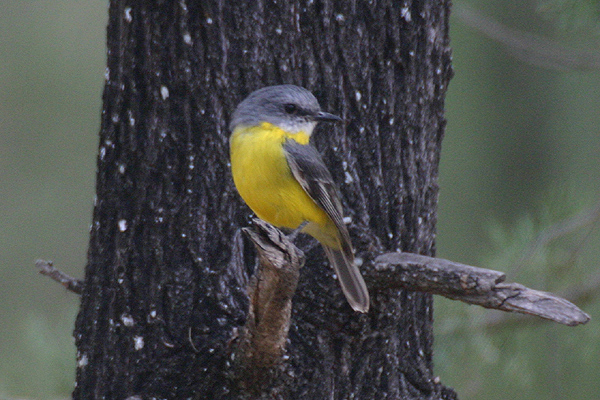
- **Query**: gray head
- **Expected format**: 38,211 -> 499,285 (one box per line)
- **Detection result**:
230,85 -> 341,135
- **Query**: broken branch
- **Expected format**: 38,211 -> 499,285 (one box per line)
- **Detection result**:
370,252 -> 590,326
234,219 -> 304,391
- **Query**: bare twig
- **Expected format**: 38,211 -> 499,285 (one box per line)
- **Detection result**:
36,259 -> 83,294
234,219 -> 304,392
455,4 -> 600,71
370,252 -> 590,326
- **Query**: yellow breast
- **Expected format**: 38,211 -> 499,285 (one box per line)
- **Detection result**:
229,122 -> 331,231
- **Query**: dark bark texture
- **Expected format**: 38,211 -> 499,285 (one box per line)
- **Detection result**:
73,1 -> 455,399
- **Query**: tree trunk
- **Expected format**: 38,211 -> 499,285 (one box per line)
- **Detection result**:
73,1 -> 455,399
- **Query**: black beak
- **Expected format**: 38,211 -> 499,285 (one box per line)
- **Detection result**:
314,111 -> 343,123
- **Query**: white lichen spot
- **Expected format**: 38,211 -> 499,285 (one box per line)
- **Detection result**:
118,164 -> 126,174
99,146 -> 106,160
118,278 -> 124,284
160,85 -> 169,100
206,17 -> 213,24
128,110 -> 135,126
121,314 -> 134,327
387,232 -> 393,239
104,67 -> 110,81
77,353 -> 88,368
343,216 -> 352,224
342,161 -> 348,170
183,32 -> 192,45
417,216 -> 423,225
354,257 -> 363,267
389,117 -> 395,125
335,13 -> 345,22
134,336 -> 144,350
400,6 -> 412,22
124,7 -> 132,23
111,113 -> 120,123
275,27 -> 282,35
181,232 -> 187,238
344,171 -> 354,184
359,126 -> 365,134
118,219 -> 128,232
409,50 -> 415,57
355,90 -> 362,102
149,310 -> 157,318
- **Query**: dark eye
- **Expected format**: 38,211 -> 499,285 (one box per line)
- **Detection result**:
283,103 -> 299,114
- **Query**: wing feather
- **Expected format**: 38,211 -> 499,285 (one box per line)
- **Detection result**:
282,140 -> 352,255
283,139 -> 369,312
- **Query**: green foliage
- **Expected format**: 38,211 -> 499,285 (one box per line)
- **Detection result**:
436,3 -> 600,397
435,193 -> 600,400
484,189 -> 598,291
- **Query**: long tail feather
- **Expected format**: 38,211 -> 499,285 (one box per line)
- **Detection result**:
323,245 -> 370,313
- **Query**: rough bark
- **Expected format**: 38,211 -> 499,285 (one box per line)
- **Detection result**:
73,1 -> 455,399
370,253 -> 590,326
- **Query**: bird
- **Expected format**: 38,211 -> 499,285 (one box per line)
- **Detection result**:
229,84 -> 370,313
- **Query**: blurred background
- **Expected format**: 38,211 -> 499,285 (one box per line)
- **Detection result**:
0,1 -> 598,399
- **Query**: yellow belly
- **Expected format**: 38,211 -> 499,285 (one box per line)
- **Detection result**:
230,123 -> 335,243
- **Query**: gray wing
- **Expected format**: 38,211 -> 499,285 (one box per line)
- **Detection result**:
283,139 -> 370,312
282,139 -> 352,255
